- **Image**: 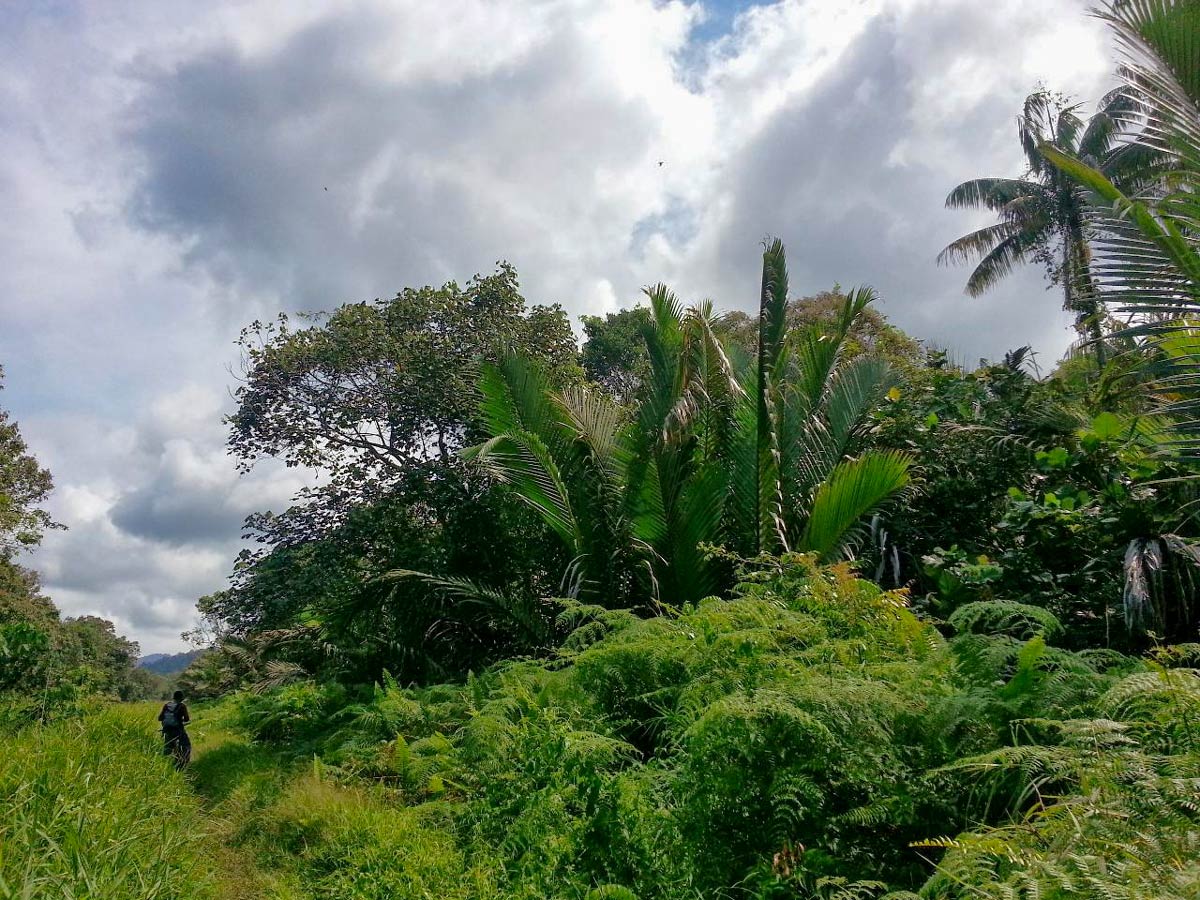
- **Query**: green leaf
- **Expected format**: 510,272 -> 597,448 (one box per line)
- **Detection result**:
1089,411 -> 1125,442
798,450 -> 911,559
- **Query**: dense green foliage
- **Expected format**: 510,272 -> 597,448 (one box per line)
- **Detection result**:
868,357 -> 1200,647
2,560 -> 1197,899
580,306 -> 653,404
208,265 -> 579,684
179,559 -> 1189,899
1,591 -> 158,710
465,244 -> 911,609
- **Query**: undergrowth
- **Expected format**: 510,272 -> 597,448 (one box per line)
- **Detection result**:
4,558 -> 1197,899
0,704 -> 216,900
223,556 -> 1197,899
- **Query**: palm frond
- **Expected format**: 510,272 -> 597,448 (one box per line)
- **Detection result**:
1099,0 -> 1200,166
469,432 -> 580,551
755,238 -> 791,554
1082,88 -> 1138,162
783,357 -> 892,550
384,569 -> 556,647
1054,103 -> 1086,155
635,284 -> 687,444
476,355 -> 566,451
1044,146 -> 1200,295
798,451 -> 912,560
554,385 -> 627,481
944,177 -> 1043,212
789,286 -> 877,415
723,389 -> 760,557
1020,90 -> 1059,175
758,238 -> 790,374
251,660 -> 308,694
824,355 -> 892,449
659,462 -> 728,604
963,228 -> 1046,297
936,223 -> 1021,268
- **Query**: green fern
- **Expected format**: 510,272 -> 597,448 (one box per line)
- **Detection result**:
948,601 -> 1064,641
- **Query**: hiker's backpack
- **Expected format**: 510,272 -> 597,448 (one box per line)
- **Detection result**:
162,702 -> 181,728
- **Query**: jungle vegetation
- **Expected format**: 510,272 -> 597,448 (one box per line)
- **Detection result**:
3,2 -> 1200,898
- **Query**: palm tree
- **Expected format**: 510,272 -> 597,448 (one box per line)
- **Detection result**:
1039,0 -> 1200,453
738,241 -> 912,559
1037,0 -> 1200,639
938,89 -> 1138,364
467,242 -> 911,610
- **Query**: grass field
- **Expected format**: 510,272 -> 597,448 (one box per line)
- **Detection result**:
0,703 -> 217,900
0,701 -> 484,900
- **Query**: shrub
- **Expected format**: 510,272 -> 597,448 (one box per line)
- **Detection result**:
216,557 -> 1175,898
235,680 -> 346,744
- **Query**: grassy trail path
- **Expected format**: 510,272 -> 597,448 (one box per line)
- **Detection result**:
184,712 -> 303,900
1,703 -> 466,899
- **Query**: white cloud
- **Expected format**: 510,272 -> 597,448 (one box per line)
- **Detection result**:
19,383 -> 314,652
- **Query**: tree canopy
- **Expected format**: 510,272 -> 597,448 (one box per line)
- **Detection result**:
0,367 -> 56,558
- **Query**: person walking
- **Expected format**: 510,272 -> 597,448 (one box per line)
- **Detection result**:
158,690 -> 191,769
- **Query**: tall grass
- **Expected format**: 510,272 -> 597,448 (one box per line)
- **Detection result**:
0,703 -> 216,900
182,704 -> 500,900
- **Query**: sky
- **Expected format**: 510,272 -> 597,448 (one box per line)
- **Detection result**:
0,0 -> 1115,653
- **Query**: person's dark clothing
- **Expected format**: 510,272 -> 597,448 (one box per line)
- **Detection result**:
158,701 -> 191,768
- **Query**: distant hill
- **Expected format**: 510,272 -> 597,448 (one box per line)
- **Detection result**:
137,649 -> 205,676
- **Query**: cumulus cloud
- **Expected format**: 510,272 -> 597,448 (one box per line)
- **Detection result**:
20,384 -> 314,652
1,0 -> 1114,650
122,0 -> 706,315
